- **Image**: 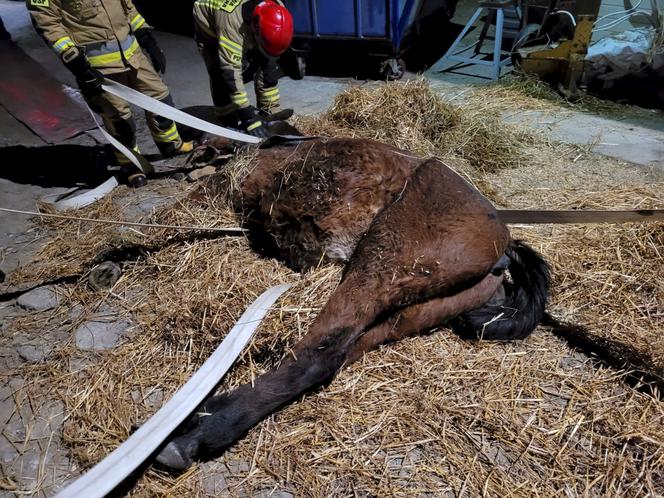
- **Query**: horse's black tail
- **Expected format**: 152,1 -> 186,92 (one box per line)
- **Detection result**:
451,240 -> 550,340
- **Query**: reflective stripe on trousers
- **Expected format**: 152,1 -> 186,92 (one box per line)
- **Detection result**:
259,86 -> 279,103
151,123 -> 180,144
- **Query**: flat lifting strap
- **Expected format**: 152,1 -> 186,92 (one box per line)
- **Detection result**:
53,284 -> 291,498
498,209 -> 664,224
101,79 -> 260,144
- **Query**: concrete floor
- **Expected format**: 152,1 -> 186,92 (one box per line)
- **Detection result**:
0,0 -> 663,495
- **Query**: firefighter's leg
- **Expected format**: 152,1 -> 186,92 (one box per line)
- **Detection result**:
196,37 -> 237,125
103,112 -> 138,165
129,51 -> 192,157
87,86 -> 137,163
86,84 -> 147,187
255,57 -> 281,114
145,92 -> 194,157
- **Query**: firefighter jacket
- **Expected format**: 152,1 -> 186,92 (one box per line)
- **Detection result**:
26,0 -> 148,72
193,0 -> 281,108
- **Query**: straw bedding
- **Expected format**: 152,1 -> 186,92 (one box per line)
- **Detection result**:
2,79 -> 663,496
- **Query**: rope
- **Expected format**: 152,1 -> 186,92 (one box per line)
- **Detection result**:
0,207 -> 247,235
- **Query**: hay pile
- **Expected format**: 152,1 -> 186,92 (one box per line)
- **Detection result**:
474,72 -> 663,118
3,79 -> 663,496
296,78 -> 535,172
5,182 -> 193,286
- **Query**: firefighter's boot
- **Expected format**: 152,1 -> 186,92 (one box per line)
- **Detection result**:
147,94 -> 194,158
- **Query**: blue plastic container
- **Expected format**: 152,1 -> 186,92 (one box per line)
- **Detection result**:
286,0 -> 417,43
282,0 -> 426,79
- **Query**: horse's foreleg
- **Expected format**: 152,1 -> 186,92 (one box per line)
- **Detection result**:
155,275 -> 383,471
155,342 -> 347,470
155,255 -> 450,471
157,272 -> 504,470
345,271 -> 504,364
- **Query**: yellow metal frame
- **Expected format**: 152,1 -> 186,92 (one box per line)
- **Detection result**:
517,0 -> 601,96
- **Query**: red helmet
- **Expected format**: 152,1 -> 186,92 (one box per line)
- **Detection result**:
253,1 -> 293,57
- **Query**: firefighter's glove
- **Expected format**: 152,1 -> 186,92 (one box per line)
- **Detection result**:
236,106 -> 269,138
63,51 -> 104,99
135,28 -> 166,74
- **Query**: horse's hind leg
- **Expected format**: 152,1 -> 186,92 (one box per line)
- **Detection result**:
345,271 -> 505,364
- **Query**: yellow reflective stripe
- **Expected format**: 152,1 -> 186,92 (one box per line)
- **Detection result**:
219,36 -> 242,65
219,40 -> 240,56
53,36 -> 75,54
88,38 -> 139,66
247,121 -> 263,131
260,86 -> 280,103
130,14 -> 145,31
195,0 -> 241,12
195,0 -> 222,9
219,35 -> 241,54
231,92 -> 248,105
153,124 -> 181,142
124,38 -> 140,59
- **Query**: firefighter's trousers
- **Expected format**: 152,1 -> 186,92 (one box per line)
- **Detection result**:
197,39 -> 281,116
85,51 -> 184,165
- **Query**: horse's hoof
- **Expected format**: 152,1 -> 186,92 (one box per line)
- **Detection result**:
155,441 -> 193,471
88,261 -> 121,291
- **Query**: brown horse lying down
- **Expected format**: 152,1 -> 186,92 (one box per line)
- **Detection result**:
155,137 -> 550,470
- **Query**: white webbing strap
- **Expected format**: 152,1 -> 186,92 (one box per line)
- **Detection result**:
40,176 -> 119,211
39,105 -> 146,211
101,80 -> 261,144
85,101 -> 155,174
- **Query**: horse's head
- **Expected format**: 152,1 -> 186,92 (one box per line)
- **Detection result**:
265,118 -> 302,137
181,105 -> 303,143
188,110 -> 307,169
